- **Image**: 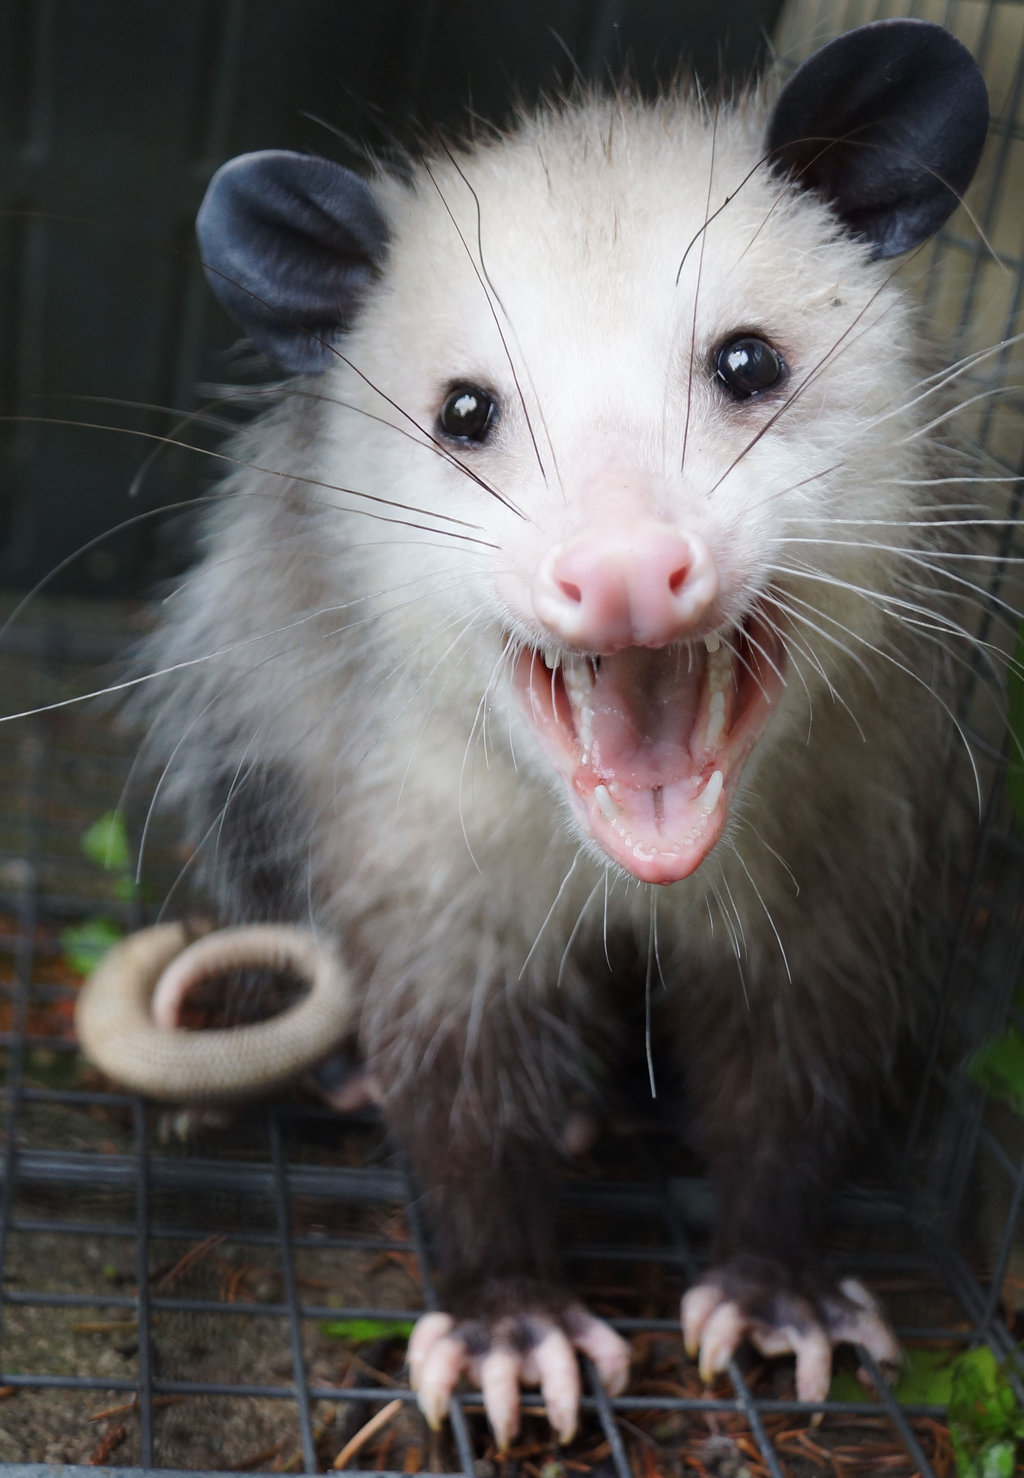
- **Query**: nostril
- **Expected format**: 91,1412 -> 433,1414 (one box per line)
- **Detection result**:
532,525 -> 717,648
668,564 -> 690,596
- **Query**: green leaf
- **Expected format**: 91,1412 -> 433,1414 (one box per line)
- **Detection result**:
952,1433 -> 1018,1478
950,1347 -> 1024,1438
832,1345 -> 1024,1476
896,1347 -> 958,1406
829,1346 -> 959,1406
81,810 -> 133,876
827,1370 -> 868,1403
1007,622 -> 1024,829
320,1317 -> 415,1344
967,1027 -> 1024,1116
948,1346 -> 1024,1477
61,918 -> 124,976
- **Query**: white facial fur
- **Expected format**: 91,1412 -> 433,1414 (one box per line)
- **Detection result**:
143,85 -> 960,979
304,99 -> 925,839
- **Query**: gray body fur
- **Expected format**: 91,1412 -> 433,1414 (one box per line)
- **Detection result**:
133,83 -> 975,1414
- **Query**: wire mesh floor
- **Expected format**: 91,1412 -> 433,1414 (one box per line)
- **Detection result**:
0,599 -> 1020,1477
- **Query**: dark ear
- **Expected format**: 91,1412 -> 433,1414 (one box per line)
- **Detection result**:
766,20 -> 988,259
196,150 -> 388,373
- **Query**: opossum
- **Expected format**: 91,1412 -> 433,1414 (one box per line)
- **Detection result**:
100,16 -> 995,1450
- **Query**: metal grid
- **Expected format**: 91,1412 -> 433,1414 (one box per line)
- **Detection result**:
3,0 -> 1024,1473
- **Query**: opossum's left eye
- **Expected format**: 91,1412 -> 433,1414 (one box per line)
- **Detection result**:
713,335 -> 787,399
438,384 -> 498,443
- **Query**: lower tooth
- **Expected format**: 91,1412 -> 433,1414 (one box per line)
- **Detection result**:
696,769 -> 724,817
594,784 -> 618,822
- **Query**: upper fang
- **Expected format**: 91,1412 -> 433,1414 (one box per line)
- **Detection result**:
543,646 -> 560,670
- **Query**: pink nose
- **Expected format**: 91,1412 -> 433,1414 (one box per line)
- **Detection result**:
531,523 -> 719,651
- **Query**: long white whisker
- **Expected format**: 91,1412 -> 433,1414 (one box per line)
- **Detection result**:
733,848 -> 792,984
644,886 -> 660,1100
775,585 -> 984,810
519,852 -> 582,980
0,413 -> 497,541
557,877 -> 605,990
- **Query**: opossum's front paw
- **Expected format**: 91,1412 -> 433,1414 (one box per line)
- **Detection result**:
408,1298 -> 630,1451
681,1256 -> 900,1402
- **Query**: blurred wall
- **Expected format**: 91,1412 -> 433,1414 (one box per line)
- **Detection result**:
0,0 -> 782,597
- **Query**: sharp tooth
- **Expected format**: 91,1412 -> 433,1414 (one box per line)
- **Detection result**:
703,691 -> 727,751
564,657 -> 595,704
706,641 -> 732,696
704,631 -> 720,654
542,645 -> 560,670
579,705 -> 594,760
594,784 -> 618,822
696,769 -> 724,817
562,656 -> 596,762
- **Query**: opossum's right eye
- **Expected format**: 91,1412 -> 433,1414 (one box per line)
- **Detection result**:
438,384 -> 498,443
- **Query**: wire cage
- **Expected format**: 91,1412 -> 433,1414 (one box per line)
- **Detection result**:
2,1 -> 1024,1475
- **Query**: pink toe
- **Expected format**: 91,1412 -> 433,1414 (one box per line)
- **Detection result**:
567,1310 -> 631,1396
791,1326 -> 833,1403
407,1312 -> 455,1390
416,1335 -> 466,1431
681,1281 -> 724,1357
532,1329 -> 581,1444
698,1301 -> 746,1382
478,1348 -> 522,1452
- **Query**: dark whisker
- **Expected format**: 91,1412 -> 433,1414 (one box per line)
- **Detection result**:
705,254 -> 920,500
679,108 -> 719,477
433,145 -> 557,494
0,414 -> 496,544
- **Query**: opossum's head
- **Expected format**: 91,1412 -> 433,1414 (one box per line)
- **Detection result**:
197,20 -> 987,887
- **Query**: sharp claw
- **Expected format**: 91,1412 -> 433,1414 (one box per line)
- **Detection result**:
479,1348 -> 521,1453
415,1334 -> 465,1431
407,1312 -> 454,1391
408,1303 -> 627,1447
791,1325 -> 833,1403
532,1329 -> 581,1445
834,1279 -> 902,1371
682,1270 -> 901,1404
698,1301 -> 746,1382
681,1281 -> 723,1358
566,1308 -> 631,1396
416,1378 -> 449,1433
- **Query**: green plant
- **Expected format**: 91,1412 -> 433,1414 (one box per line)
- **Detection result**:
60,810 -> 137,975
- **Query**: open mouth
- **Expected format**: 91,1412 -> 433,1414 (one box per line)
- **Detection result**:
511,610 -> 787,884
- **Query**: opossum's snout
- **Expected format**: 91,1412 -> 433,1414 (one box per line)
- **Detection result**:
532,523 -> 719,653
512,600 -> 786,886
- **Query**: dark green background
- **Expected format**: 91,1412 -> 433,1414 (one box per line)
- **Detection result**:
0,0 -> 781,597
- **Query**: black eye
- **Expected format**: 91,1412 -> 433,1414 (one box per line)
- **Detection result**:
438,383 -> 497,443
713,335 -> 787,399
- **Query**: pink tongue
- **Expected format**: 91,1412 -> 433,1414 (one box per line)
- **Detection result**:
588,648 -> 705,786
